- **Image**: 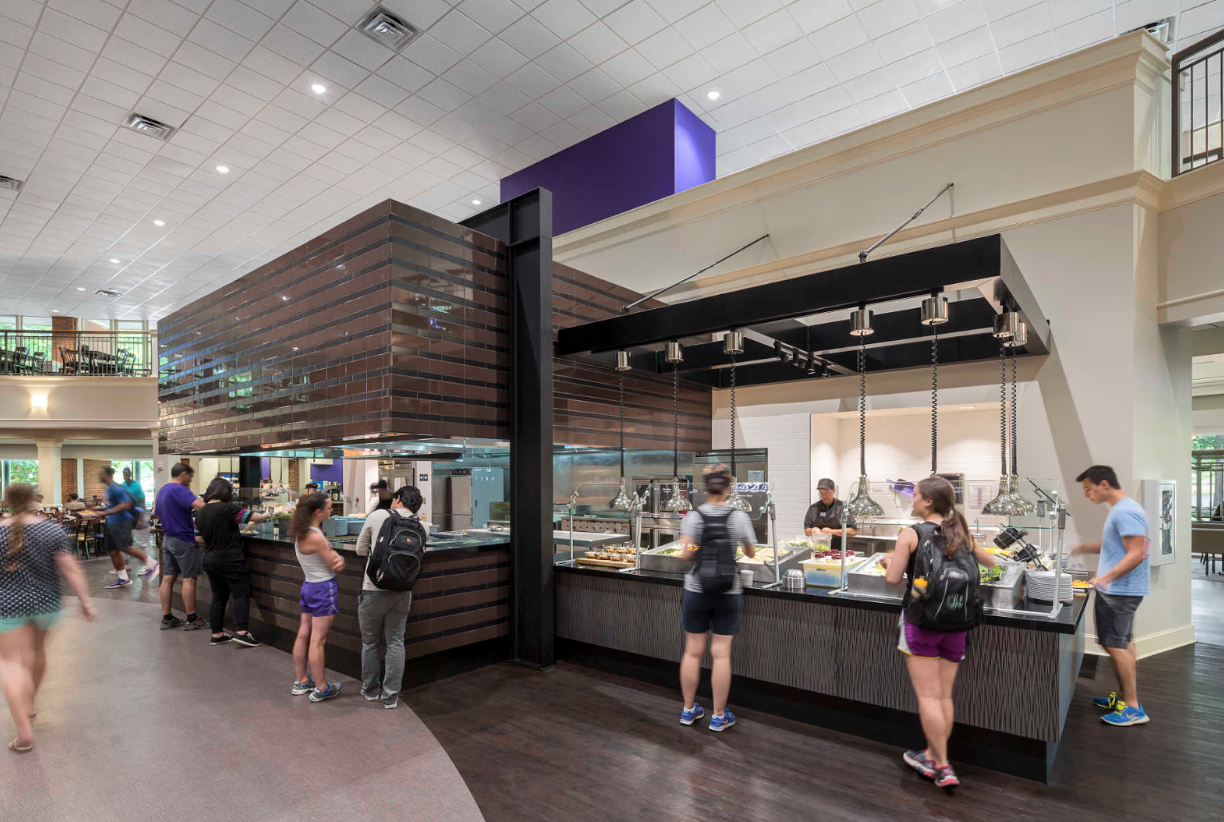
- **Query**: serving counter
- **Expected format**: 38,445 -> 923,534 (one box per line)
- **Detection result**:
173,532 -> 512,686
555,563 -> 1085,782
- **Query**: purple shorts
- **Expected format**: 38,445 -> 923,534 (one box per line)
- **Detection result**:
898,616 -> 966,662
300,578 -> 339,617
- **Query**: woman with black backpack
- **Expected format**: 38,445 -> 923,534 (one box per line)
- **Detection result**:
676,466 -> 757,732
883,476 -> 996,791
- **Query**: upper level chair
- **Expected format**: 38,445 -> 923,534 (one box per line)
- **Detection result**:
60,346 -> 80,374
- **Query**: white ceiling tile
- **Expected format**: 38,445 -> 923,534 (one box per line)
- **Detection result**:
945,50 -> 1002,90
18,53 -> 86,91
15,73 -> 76,107
190,19 -> 257,64
725,57 -> 779,94
600,47 -> 653,86
567,20 -> 629,63
595,87 -> 647,119
604,0 -> 668,44
432,113 -> 481,142
406,34 -> 464,73
541,118 -> 585,147
470,37 -> 531,76
38,8 -> 109,52
936,25 -> 994,66
1053,9 -> 1114,53
241,46 -> 304,85
991,2 -> 1051,49
857,0 -> 921,37
628,72 -> 680,106
979,0 -> 1042,23
355,73 -> 414,107
820,103 -> 866,135
673,3 -> 737,50
537,84 -> 589,116
500,14 -> 562,58
511,100 -> 560,130
311,49 -> 371,89
703,32 -> 757,74
901,68 -> 953,106
378,55 -> 435,92
635,25 -> 694,69
997,29 -> 1055,72
396,95 -> 448,125
388,140 -> 434,165
534,0 -> 598,39
808,15 -> 870,59
128,0 -> 201,37
382,0 -> 454,29
535,43 -> 593,83
568,103 -> 616,134
453,97 -> 503,128
786,0 -> 851,34
443,60 -> 500,94
763,35 -> 823,79
408,127 -> 454,154
262,24 -> 327,65
159,61 -> 223,97
743,9 -> 803,52
506,61 -> 563,97
332,30 -> 396,70
645,0 -> 705,25
479,80 -> 533,113
825,41 -> 883,81
297,121 -> 348,150
459,0 -> 526,33
30,31 -> 96,73
207,0 -> 276,40
924,0 -> 989,43
239,0 -> 297,17
174,41 -> 239,82
432,11 -> 494,55
351,125 -> 401,152
282,1 -> 349,46
2,0 -> 44,28
858,87 -> 909,120
418,77 -> 472,111
464,130 -> 509,157
874,20 -> 935,59
661,52 -> 717,90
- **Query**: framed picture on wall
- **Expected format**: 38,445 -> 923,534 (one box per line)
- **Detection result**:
1140,479 -> 1176,567
967,481 -> 995,511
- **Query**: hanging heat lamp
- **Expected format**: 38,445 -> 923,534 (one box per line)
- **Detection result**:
721,331 -> 753,513
609,350 -> 635,512
920,294 -> 949,476
1005,320 -> 1035,514
845,306 -> 885,518
982,314 -> 1023,516
661,342 -> 692,514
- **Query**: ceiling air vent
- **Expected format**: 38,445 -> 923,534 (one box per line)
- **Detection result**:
357,6 -> 423,52
122,113 -> 176,141
96,288 -> 122,299
0,175 -> 22,191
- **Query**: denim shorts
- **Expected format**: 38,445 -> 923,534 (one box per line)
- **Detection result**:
300,578 -> 339,617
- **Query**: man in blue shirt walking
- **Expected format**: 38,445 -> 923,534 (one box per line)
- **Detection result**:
84,465 -> 159,589
1071,465 -> 1151,727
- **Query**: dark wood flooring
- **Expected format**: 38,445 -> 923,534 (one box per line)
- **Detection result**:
407,643 -> 1224,822
1192,560 -> 1224,647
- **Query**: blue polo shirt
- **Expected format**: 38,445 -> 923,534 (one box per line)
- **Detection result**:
104,482 -> 135,527
1099,496 -> 1150,596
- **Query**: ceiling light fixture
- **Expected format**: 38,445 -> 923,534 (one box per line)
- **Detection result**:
51,309 -> 59,313
311,83 -> 327,94
959,406 -> 976,410
216,165 -> 230,174
109,258 -> 120,264
76,287 -> 86,291
281,295 -> 290,301
471,199 -> 481,205
153,219 -> 165,226
707,90 -> 720,100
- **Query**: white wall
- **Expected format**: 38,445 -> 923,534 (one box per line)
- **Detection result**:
0,377 -> 156,430
712,412 -> 809,543
1159,167 -> 1224,324
810,415 -> 839,503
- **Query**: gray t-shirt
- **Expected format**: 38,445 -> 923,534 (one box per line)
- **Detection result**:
679,503 -> 757,594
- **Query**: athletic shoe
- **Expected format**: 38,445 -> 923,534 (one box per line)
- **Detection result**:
309,682 -> 343,703
231,632 -> 261,648
291,679 -> 315,695
680,704 -> 705,726
709,710 -> 736,732
1093,691 -> 1119,711
1101,703 -> 1149,727
210,634 -> 233,646
183,618 -> 208,631
138,562 -> 159,578
160,616 -> 183,630
383,697 -> 398,710
105,577 -> 132,589
933,765 -> 960,790
361,689 -> 380,702
903,749 -> 938,779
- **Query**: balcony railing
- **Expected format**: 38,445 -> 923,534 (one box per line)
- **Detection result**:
0,330 -> 155,377
1173,30 -> 1224,176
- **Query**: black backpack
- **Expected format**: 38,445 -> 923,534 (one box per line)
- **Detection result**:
696,507 -> 738,594
904,521 -> 983,633
366,511 -> 427,592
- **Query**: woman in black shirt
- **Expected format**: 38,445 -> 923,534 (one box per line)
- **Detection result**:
196,478 -> 266,648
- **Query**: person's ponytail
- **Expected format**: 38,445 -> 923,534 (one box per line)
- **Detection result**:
4,484 -> 37,571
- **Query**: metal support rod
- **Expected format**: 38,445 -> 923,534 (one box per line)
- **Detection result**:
763,495 -> 781,590
624,234 -> 770,312
1050,502 -> 1067,620
858,182 -> 954,264
568,492 -> 577,565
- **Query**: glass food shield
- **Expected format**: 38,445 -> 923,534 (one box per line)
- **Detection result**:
555,482 -> 638,568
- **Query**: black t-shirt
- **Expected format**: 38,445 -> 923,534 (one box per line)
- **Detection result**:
804,499 -> 855,548
195,502 -> 250,565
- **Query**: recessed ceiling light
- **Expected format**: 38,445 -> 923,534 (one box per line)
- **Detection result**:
707,90 -> 720,100
153,219 -> 165,226
281,295 -> 290,301
292,346 -> 299,351
76,287 -> 86,291
471,199 -> 481,205
109,258 -> 120,263
51,309 -> 59,313
959,406 -> 976,410
311,83 -> 327,94
216,165 -> 230,174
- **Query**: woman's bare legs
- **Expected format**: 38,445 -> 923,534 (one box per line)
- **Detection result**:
309,614 -> 335,688
30,628 -> 49,718
709,633 -> 734,716
0,625 -> 36,746
292,613 -> 312,683
680,631 -> 707,710
906,655 -> 956,767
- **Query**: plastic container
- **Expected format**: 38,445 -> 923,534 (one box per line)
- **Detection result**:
802,553 -> 867,588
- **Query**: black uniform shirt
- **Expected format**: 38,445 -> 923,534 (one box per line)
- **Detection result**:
804,499 -> 856,548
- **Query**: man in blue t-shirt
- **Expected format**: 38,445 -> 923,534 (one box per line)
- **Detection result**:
1071,464 -> 1151,728
84,465 -> 159,589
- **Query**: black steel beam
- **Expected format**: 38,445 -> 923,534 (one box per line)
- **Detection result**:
462,189 -> 554,671
556,235 -> 1003,355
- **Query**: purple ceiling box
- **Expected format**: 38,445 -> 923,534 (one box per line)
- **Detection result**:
500,98 -> 715,236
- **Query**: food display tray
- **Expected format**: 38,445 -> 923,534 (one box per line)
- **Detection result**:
844,553 -> 906,600
980,563 -> 1025,609
737,545 -> 812,585
639,541 -> 690,575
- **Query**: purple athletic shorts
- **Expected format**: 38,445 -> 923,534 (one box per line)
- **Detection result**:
300,578 -> 339,617
897,616 -> 966,663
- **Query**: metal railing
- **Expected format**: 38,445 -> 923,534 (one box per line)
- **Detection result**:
1173,30 -> 1224,176
0,330 -> 155,377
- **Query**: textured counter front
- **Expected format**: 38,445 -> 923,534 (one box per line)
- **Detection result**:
174,536 -> 511,683
555,564 -> 1086,781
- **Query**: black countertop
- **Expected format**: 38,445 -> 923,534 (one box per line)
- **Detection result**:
242,533 -> 511,554
556,563 -> 1087,634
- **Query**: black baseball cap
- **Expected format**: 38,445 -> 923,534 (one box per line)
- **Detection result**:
817,478 -> 835,491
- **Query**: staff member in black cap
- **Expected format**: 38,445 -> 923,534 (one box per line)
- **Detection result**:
804,479 -> 857,550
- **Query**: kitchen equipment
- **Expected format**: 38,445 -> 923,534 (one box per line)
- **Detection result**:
737,544 -> 810,584
979,562 -> 1026,608
784,569 -> 805,590
844,553 -> 907,599
802,553 -> 868,588
740,569 -> 755,588
639,541 -> 691,574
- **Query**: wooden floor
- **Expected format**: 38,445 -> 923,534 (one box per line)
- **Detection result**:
407,643 -> 1224,822
1192,560 -> 1224,647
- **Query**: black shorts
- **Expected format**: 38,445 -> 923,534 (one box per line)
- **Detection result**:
105,520 -> 134,554
681,590 -> 742,636
1094,592 -> 1142,649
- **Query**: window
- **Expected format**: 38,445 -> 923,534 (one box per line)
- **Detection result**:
80,319 -> 111,332
1,461 -> 39,496
21,316 -> 52,331
0,316 -> 16,331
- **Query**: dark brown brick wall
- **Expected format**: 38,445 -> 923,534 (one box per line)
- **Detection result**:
60,458 -> 76,502
288,459 -> 299,491
83,459 -> 111,502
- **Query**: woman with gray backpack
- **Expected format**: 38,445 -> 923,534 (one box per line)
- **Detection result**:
355,485 -> 426,710
676,465 -> 756,732
883,476 -> 997,791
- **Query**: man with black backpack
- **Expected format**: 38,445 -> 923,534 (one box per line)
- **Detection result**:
355,486 -> 426,709
676,466 -> 757,732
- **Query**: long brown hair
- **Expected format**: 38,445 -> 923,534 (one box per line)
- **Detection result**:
915,476 -> 972,558
4,483 -> 39,571
289,492 -> 329,540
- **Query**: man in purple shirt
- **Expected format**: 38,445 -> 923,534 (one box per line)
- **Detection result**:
154,463 -> 205,630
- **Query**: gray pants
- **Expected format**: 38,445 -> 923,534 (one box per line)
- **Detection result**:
358,589 -> 412,701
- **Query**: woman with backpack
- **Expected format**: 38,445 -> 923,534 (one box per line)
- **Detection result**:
883,476 -> 996,790
355,486 -> 424,710
676,465 -> 757,732
288,492 -> 346,703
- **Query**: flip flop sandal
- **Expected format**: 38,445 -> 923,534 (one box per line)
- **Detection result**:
8,739 -> 33,753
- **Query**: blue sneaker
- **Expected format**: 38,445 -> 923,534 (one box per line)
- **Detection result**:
1101,703 -> 1149,727
709,710 -> 736,732
309,681 -> 343,703
1093,691 -> 1119,710
105,577 -> 132,589
291,678 -> 315,696
680,704 -> 705,726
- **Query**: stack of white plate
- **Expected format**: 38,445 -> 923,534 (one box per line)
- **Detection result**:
1025,570 -> 1074,603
